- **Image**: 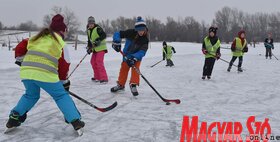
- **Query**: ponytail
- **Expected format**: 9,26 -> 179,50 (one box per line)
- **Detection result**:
31,28 -> 59,43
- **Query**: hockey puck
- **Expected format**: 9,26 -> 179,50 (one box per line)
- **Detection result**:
166,102 -> 171,105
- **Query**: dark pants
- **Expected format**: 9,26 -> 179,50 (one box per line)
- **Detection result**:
265,48 -> 272,58
229,56 -> 243,68
202,57 -> 216,76
166,59 -> 174,66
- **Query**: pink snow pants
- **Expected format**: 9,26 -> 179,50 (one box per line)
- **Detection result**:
90,51 -> 108,81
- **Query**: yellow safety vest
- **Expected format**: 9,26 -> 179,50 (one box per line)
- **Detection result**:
204,37 -> 220,58
232,37 -> 247,57
20,33 -> 65,82
87,27 -> 107,52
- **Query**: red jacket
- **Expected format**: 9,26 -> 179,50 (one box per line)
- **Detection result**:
15,38 -> 70,80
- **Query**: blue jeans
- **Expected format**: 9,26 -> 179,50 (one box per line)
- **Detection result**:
11,80 -> 81,123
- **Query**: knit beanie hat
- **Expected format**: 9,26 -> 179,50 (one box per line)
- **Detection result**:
135,16 -> 147,31
209,26 -> 218,35
50,14 -> 67,32
88,16 -> 95,24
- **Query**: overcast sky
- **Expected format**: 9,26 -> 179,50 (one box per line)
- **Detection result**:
0,0 -> 279,30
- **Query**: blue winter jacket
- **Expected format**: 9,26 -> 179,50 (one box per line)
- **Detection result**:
113,29 -> 149,61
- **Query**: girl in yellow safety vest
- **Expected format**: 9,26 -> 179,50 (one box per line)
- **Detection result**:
5,14 -> 84,133
227,30 -> 248,72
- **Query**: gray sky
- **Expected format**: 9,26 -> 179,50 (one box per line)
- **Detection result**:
0,0 -> 279,30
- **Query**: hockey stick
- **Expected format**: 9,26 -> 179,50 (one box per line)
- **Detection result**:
119,51 -> 181,104
67,53 -> 88,79
208,53 -> 239,68
150,60 -> 163,68
69,91 -> 118,112
272,53 -> 279,60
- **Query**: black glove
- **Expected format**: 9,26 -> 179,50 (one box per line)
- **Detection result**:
272,47 -> 274,50
93,38 -> 101,47
216,53 -> 221,60
163,58 -> 165,60
86,46 -> 93,54
126,58 -> 136,67
63,80 -> 70,91
15,61 -> 22,66
15,56 -> 24,66
112,42 -> 121,52
231,47 -> 236,52
242,47 -> 248,53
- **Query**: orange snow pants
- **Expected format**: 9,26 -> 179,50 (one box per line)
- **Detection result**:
118,61 -> 141,86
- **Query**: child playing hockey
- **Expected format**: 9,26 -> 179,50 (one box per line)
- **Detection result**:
227,30 -> 248,72
162,41 -> 176,67
6,14 -> 84,134
110,16 -> 149,96
201,26 -> 221,80
264,33 -> 274,59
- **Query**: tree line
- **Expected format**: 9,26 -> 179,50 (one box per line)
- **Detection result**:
1,6 -> 280,42
99,7 -> 280,43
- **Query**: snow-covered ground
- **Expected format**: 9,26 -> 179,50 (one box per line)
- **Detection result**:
0,41 -> 280,142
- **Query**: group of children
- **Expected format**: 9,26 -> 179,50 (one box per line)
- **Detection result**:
6,14 -> 275,135
201,26 -> 274,80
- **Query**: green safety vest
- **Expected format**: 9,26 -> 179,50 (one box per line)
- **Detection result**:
204,37 -> 221,58
87,27 -> 107,52
232,37 -> 247,57
20,33 -> 65,82
163,45 -> 173,59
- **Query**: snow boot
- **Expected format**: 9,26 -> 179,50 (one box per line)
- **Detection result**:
6,111 -> 27,128
91,78 -> 99,82
71,119 -> 85,136
238,67 -> 243,72
71,119 -> 85,131
130,84 -> 139,96
202,76 -> 206,80
99,80 -> 108,84
111,84 -> 125,92
207,76 -> 211,80
227,66 -> 232,72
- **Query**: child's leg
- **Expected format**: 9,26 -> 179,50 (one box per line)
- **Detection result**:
130,61 -> 141,85
207,58 -> 216,76
95,51 -> 108,81
11,80 -> 40,116
118,62 -> 130,86
38,81 -> 81,123
202,58 -> 209,76
229,56 -> 237,67
238,56 -> 243,68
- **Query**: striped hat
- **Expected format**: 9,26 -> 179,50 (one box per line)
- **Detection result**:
135,16 -> 147,31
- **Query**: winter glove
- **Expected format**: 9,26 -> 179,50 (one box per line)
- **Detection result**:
162,58 -> 165,61
126,58 -> 137,67
86,46 -> 93,54
92,38 -> 101,47
202,49 -> 208,55
231,47 -> 236,52
216,53 -> 221,60
242,47 -> 248,53
15,56 -> 24,66
272,47 -> 274,50
63,80 -> 71,91
112,41 -> 121,52
15,61 -> 22,66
